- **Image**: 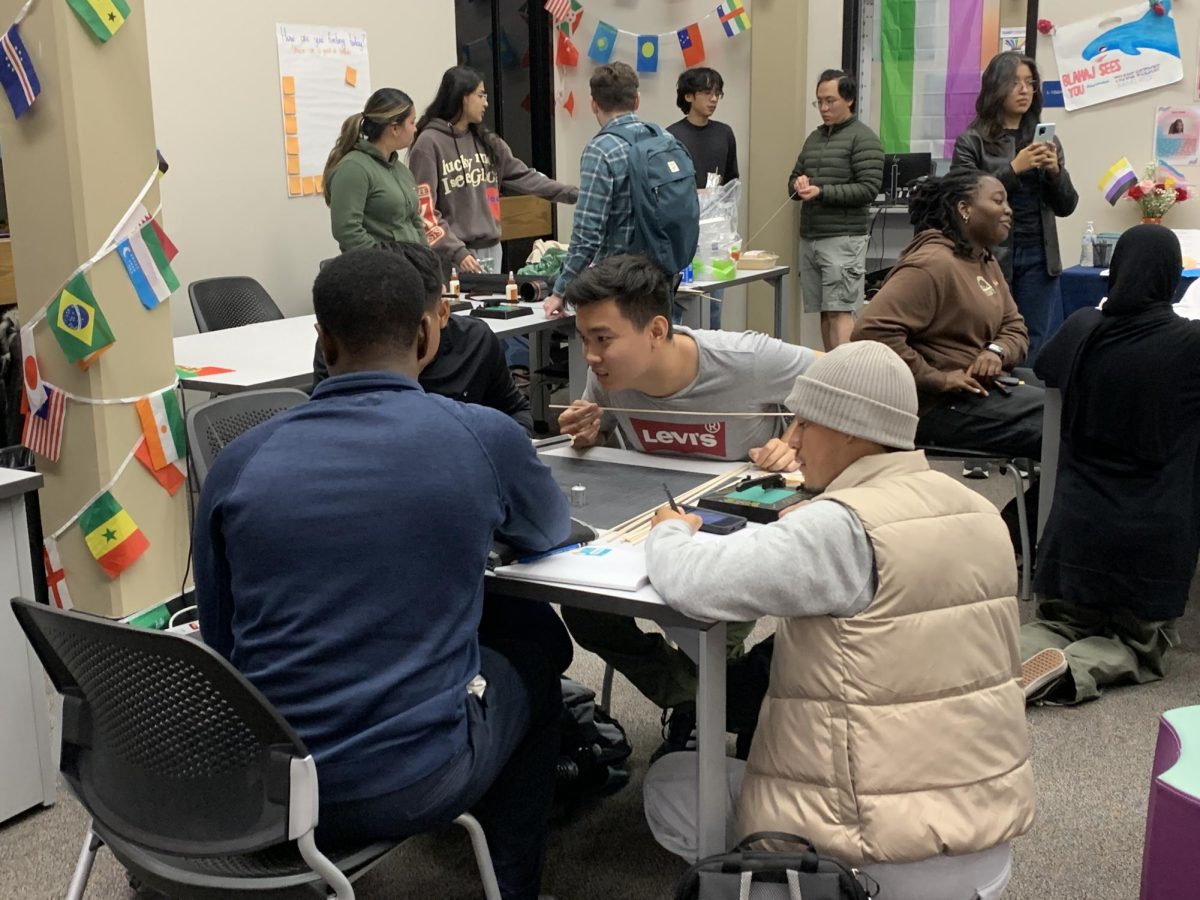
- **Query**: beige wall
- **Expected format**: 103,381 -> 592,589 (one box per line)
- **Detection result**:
1034,1 -> 1200,254
144,0 -> 457,336
551,0 -> 753,329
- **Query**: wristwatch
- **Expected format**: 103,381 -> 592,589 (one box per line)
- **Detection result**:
985,342 -> 1005,359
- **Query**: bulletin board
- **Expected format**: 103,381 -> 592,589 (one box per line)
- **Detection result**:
276,23 -> 372,198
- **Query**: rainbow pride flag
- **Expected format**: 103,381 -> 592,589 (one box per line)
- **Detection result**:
879,0 -> 998,158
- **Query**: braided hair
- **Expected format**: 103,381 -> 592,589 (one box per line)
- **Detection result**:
907,170 -> 989,259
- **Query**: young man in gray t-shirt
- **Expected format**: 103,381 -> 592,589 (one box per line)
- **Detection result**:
556,254 -> 819,760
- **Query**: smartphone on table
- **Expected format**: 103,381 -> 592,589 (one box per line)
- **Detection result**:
684,505 -> 748,535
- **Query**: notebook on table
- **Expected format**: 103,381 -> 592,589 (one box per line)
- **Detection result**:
494,544 -> 649,592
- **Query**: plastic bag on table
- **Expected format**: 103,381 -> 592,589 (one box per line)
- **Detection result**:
696,179 -> 742,281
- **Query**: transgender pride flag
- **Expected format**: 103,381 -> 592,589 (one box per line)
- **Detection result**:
879,0 -> 996,158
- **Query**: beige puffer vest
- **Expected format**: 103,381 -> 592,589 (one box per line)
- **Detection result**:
738,451 -> 1035,865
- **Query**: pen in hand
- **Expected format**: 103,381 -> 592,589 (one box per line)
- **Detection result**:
662,483 -> 682,513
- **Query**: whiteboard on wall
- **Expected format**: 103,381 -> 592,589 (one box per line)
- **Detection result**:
276,23 -> 372,198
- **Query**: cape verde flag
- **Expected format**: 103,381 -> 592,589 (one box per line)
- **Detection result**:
0,24 -> 40,118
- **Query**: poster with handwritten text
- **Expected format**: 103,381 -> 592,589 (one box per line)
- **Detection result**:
276,24 -> 371,198
1051,2 -> 1182,111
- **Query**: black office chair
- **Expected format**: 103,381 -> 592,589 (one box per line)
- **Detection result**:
9,597 -> 502,900
186,389 -> 309,487
188,276 -> 284,333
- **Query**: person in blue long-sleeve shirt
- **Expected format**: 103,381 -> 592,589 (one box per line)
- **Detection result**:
194,244 -> 571,900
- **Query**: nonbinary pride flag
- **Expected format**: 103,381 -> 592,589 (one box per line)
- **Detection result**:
677,24 -> 705,67
879,0 -> 986,157
117,220 -> 180,310
717,1 -> 752,37
637,35 -> 659,73
588,21 -> 618,64
1098,157 -> 1139,205
80,491 -> 149,578
65,0 -> 130,43
47,273 -> 115,368
135,387 -> 186,470
0,24 -> 40,118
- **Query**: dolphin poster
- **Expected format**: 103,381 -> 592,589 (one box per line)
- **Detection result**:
1052,0 -> 1183,111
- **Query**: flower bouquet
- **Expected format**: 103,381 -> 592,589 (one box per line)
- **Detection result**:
1127,163 -> 1190,223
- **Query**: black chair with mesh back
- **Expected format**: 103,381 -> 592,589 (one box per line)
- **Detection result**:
9,597 -> 502,900
186,389 -> 309,487
188,276 -> 285,333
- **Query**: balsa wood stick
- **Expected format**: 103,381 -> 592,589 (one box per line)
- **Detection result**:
600,464 -> 753,543
551,404 -> 793,418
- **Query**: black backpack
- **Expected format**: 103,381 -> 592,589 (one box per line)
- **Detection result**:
553,677 -> 632,817
674,832 -> 878,900
600,120 -> 700,275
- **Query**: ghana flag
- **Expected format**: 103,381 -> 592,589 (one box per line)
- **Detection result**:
80,491 -> 149,578
47,273 -> 115,369
66,0 -> 130,43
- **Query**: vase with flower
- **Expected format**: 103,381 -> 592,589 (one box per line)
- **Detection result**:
1126,162 -> 1190,224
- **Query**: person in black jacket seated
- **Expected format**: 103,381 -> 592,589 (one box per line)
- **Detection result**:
1020,225 -> 1200,704
313,241 -> 533,434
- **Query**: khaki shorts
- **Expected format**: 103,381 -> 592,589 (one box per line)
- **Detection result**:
799,235 -> 868,314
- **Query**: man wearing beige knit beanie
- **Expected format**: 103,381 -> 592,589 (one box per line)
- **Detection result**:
643,341 -> 1034,900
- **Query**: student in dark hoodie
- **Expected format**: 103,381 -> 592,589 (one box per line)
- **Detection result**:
852,170 -> 1042,461
410,66 -> 578,277
324,88 -> 426,251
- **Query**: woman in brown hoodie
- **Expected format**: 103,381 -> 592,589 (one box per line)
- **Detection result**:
852,170 -> 1043,462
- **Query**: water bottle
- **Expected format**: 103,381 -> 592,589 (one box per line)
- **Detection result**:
1079,221 -> 1096,267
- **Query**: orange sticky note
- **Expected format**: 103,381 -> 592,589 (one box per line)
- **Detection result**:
315,175 -> 324,193
302,176 -> 316,195
345,66 -> 357,87
284,115 -> 298,135
287,156 -> 300,175
281,75 -> 295,95
286,136 -> 299,155
288,176 -> 302,195
283,95 -> 296,115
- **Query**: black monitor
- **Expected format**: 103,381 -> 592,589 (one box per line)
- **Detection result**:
882,153 -> 933,203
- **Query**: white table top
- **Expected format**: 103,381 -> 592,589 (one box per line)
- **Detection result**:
0,467 -> 42,502
174,305 -> 573,394
687,264 -> 789,291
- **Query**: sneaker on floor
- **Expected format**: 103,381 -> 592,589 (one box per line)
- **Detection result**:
1019,648 -> 1068,699
963,463 -> 990,479
509,365 -> 531,389
650,703 -> 696,764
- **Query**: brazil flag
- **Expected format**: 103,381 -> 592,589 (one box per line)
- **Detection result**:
47,273 -> 115,369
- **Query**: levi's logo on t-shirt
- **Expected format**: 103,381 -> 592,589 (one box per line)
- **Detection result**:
629,417 -> 727,457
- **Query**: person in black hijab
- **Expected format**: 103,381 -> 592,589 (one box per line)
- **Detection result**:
1020,224 -> 1200,704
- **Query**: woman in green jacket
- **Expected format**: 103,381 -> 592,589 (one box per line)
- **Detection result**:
323,88 -> 425,251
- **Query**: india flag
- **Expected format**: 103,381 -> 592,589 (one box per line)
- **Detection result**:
80,491 -> 149,579
879,0 -> 998,158
117,220 -> 180,310
134,387 -> 186,471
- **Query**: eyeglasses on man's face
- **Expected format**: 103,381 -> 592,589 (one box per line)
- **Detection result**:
812,97 -> 842,109
695,89 -> 724,99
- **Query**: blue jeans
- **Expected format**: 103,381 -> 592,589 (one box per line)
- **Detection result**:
317,640 -> 562,900
1009,244 -> 1063,364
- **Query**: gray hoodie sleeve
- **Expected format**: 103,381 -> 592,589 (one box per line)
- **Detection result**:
645,501 -> 875,621
408,136 -> 469,265
494,137 -> 579,203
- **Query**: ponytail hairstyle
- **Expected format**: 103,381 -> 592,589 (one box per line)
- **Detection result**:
907,170 -> 990,259
322,87 -> 415,204
415,65 -> 500,171
968,51 -> 1043,143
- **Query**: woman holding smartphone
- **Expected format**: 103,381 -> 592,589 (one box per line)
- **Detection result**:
953,51 -> 1078,361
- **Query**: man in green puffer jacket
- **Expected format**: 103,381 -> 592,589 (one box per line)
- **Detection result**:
787,69 -> 883,351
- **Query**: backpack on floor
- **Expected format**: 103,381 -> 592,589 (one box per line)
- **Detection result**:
674,832 -> 878,900
600,121 -> 700,275
554,676 -> 632,816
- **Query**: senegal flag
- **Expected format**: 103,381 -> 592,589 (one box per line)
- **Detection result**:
47,273 -> 115,369
80,491 -> 149,578
66,0 -> 130,43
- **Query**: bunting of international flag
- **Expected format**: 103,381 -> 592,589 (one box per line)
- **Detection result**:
116,219 -> 180,310
79,491 -> 149,578
134,438 -> 188,496
637,35 -> 659,73
134,387 -> 186,470
43,539 -> 74,610
21,385 -> 66,462
677,23 -> 705,67
558,0 -> 583,37
65,0 -> 130,44
19,323 -> 48,416
0,23 -> 40,118
46,273 -> 115,369
717,1 -> 751,37
544,0 -> 571,23
588,20 -> 618,63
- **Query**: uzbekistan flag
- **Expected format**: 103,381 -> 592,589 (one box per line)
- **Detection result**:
1098,158 -> 1139,205
117,219 -> 180,310
717,1 -> 751,37
134,387 -> 186,470
879,0 -> 995,157
677,24 -> 705,67
21,385 -> 66,462
134,438 -> 187,496
80,491 -> 149,579
65,0 -> 130,43
0,24 -> 40,118
47,273 -> 115,369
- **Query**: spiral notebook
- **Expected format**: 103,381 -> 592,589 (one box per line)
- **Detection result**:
493,544 -> 649,592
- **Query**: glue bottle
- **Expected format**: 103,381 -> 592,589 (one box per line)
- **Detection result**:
1079,221 -> 1096,268
505,271 -> 519,302
448,266 -> 460,297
